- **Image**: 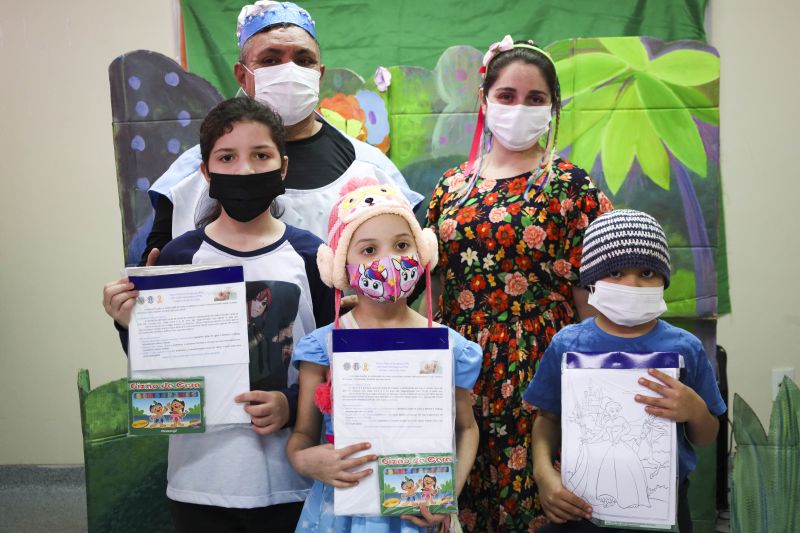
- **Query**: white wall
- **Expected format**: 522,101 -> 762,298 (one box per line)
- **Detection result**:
0,0 -> 797,464
709,0 -> 800,430
0,1 -> 177,463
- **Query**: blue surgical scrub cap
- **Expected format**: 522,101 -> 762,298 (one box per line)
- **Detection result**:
236,1 -> 317,49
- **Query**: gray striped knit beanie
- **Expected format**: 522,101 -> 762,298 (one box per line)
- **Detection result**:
579,209 -> 671,288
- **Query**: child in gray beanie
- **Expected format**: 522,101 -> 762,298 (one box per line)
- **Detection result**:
523,209 -> 725,533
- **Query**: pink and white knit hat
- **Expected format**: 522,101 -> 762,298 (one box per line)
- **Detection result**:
316,176 -> 438,325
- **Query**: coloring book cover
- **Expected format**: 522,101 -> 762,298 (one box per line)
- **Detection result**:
127,378 -> 204,435
561,352 -> 680,531
378,453 -> 457,516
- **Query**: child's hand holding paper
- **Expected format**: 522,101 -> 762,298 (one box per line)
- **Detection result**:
293,442 -> 377,488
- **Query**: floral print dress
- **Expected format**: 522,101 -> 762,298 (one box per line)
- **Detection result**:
426,158 -> 611,532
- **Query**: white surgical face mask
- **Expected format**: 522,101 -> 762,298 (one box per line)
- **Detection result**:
588,280 -> 667,327
247,62 -> 320,126
485,101 -> 552,151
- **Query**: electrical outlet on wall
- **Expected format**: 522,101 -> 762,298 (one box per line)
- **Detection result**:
771,367 -> 796,400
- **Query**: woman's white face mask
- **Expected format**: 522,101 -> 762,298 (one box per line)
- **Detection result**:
485,101 -> 551,151
588,280 -> 667,327
245,62 -> 320,126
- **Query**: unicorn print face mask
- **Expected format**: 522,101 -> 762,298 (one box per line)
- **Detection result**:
346,254 -> 423,303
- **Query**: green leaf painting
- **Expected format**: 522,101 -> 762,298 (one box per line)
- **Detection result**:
599,37 -> 649,70
646,49 -> 720,86
601,84 -> 640,193
553,37 -> 719,186
767,377 -> 800,447
558,82 -> 621,148
669,83 -> 719,125
558,53 -> 628,101
635,117 -> 670,190
662,268 -> 696,317
732,379 -> 800,532
551,37 -> 723,318
635,72 -> 707,176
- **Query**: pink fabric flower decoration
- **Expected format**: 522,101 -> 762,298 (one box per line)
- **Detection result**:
482,34 -> 515,68
374,66 -> 392,92
314,380 -> 332,415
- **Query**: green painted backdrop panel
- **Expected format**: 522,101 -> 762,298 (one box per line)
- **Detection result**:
181,0 -> 707,98
180,1 -> 730,315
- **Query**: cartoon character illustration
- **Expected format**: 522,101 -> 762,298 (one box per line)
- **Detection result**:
400,476 -> 420,503
393,255 -> 421,297
149,401 -> 167,427
637,414 -> 671,478
247,282 -> 274,381
272,323 -> 295,364
420,474 -> 438,504
595,399 -> 651,508
168,399 -> 186,427
565,402 -> 602,500
245,280 -> 301,392
356,262 -> 389,301
248,284 -> 271,321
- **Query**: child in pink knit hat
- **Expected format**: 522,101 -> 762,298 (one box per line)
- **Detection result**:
287,177 -> 482,532
315,175 -> 439,320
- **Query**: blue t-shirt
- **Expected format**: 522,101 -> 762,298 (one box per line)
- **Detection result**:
524,317 -> 726,481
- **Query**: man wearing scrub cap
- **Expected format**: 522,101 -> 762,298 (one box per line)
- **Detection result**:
140,1 -> 422,264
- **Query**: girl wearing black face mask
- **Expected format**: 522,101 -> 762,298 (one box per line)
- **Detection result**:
197,96 -> 289,232
101,96 -> 335,531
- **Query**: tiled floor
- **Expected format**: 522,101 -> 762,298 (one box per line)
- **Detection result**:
0,465 -> 733,533
0,466 -> 86,533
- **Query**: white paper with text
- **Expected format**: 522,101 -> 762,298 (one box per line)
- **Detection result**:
331,335 -> 454,516
126,264 -> 250,425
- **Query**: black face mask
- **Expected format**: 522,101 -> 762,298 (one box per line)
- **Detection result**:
208,169 -> 285,222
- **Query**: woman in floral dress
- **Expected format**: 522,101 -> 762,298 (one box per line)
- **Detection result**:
426,36 -> 612,532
